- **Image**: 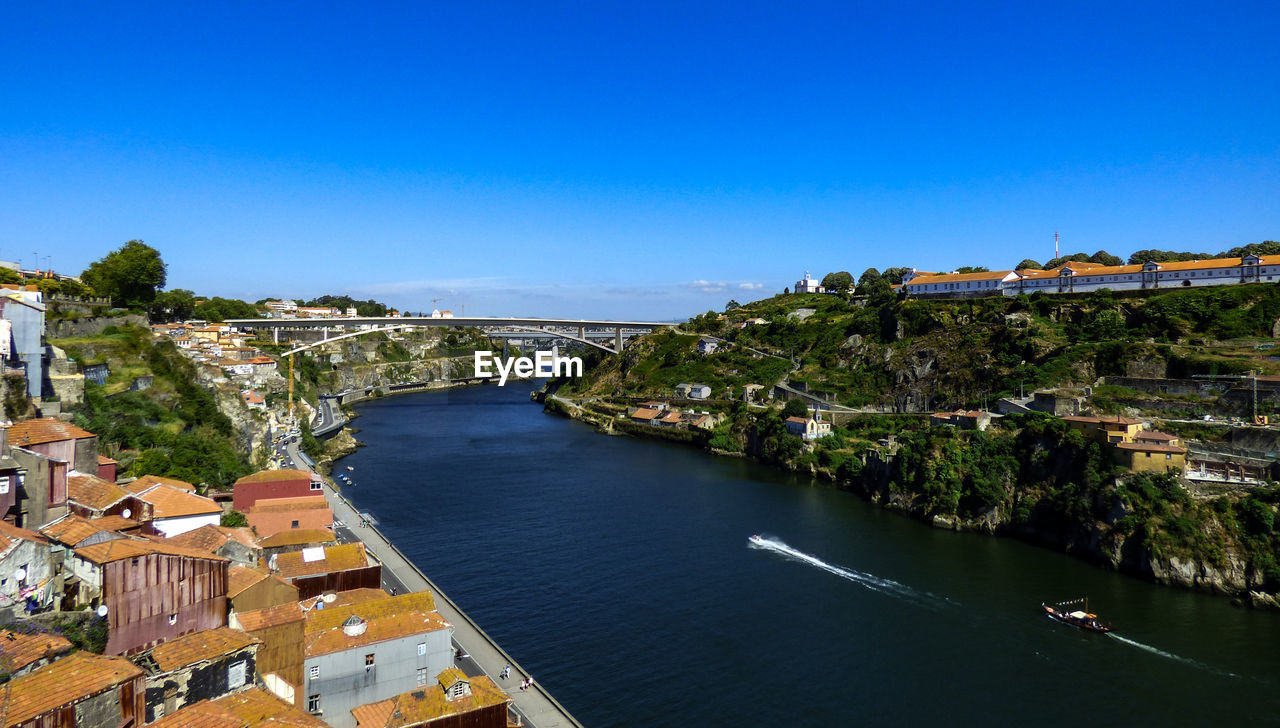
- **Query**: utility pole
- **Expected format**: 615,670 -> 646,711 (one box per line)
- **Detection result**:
1253,369 -> 1258,423
288,352 -> 295,424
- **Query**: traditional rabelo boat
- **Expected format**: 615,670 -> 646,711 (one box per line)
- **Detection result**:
1042,598 -> 1113,633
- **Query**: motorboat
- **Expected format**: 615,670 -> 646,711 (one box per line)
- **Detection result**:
1042,598 -> 1112,633
749,534 -> 764,545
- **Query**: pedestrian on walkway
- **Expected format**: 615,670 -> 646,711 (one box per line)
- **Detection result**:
527,676 -> 535,691
501,664 -> 511,680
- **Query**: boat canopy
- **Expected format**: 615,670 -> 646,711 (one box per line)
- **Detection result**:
1068,611 -> 1089,619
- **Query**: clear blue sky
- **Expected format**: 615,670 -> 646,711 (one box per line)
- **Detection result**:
2,2 -> 1277,319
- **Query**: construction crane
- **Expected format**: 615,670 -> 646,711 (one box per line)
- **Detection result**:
1192,371 -> 1265,424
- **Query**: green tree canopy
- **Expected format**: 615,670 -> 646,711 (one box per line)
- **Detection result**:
782,398 -> 810,418
1089,250 -> 1124,267
1219,241 -> 1280,259
1015,259 -> 1042,270
81,240 -> 167,308
194,297 -> 259,322
725,299 -> 741,310
820,271 -> 854,292
881,267 -> 910,284
1126,249 -> 1210,265
150,289 -> 196,322
858,268 -> 882,286
955,266 -> 990,274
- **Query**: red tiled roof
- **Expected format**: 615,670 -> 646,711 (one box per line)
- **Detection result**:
68,474 -> 131,511
233,603 -> 304,632
0,652 -> 142,727
135,485 -> 221,519
630,408 -> 661,420
255,528 -> 335,548
274,542 -> 369,580
350,674 -> 510,728
6,418 -> 95,447
0,630 -> 72,674
148,628 -> 261,672
75,537 -> 230,565
234,469 -> 312,486
126,474 -> 197,493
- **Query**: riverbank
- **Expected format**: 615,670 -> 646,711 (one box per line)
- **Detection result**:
543,393 -> 1280,609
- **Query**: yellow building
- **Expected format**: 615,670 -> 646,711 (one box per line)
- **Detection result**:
1062,415 -> 1144,444
1115,441 -> 1187,475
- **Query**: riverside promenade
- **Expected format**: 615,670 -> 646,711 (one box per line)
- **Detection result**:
282,433 -> 582,728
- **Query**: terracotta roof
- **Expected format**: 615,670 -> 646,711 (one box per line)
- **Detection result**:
148,628 -> 261,672
785,416 -> 808,424
630,408 -> 661,420
246,357 -> 276,365
256,528 -> 335,548
5,418 -> 95,447
147,701 -> 243,728
274,542 -> 370,580
0,630 -> 72,674
659,412 -> 682,424
235,470 -> 312,486
0,652 -> 143,726
67,474 -> 131,511
303,592 -> 436,634
214,687 -> 328,728
218,527 -> 260,549
93,515 -> 141,532
227,565 -> 272,598
0,520 -> 47,548
350,674 -> 510,728
1135,431 -> 1180,442
904,270 -> 1014,286
1116,442 -> 1187,454
136,485 -> 221,519
305,609 -> 449,657
233,602 -> 304,632
163,524 -> 232,554
39,515 -> 121,547
245,496 -> 329,514
126,474 -> 197,493
96,455 -> 117,466
75,537 -> 230,565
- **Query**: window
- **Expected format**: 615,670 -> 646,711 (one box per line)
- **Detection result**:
168,614 -> 178,625
416,667 -> 427,686
417,642 -> 426,656
309,665 -> 320,680
310,481 -> 322,491
365,653 -> 375,668
1166,453 -> 1173,460
0,476 -> 8,494
307,695 -> 320,713
228,661 -> 247,689
291,520 -> 300,528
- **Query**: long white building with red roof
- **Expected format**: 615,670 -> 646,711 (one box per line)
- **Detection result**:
901,253 -> 1280,298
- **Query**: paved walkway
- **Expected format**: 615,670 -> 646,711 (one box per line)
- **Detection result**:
315,472 -> 582,728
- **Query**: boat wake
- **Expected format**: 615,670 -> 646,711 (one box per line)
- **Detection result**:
1108,633 -> 1236,678
748,535 -> 950,608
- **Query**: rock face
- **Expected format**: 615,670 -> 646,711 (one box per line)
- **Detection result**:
48,314 -> 147,339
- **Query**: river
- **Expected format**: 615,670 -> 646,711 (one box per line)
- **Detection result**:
335,383 -> 1280,727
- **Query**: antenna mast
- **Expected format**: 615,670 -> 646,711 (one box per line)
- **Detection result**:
1054,231 -> 1060,260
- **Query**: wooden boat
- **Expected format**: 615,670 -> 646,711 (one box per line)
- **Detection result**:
1042,598 -> 1112,633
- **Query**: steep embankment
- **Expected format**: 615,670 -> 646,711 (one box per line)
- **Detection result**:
548,286 -> 1280,606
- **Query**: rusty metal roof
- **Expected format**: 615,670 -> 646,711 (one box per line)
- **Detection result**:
136,485 -> 222,519
126,474 -> 197,493
234,602 -> 305,632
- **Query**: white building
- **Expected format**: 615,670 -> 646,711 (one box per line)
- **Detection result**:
900,253 -> 1280,299
794,271 -> 825,294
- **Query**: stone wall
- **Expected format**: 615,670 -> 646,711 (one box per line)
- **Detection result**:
48,314 -> 148,339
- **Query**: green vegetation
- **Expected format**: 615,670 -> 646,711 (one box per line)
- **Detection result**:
221,510 -> 249,528
80,240 -> 166,308
57,325 -> 252,490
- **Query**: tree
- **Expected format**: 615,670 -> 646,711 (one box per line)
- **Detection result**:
1126,249 -> 1209,265
1015,259 -> 1042,270
81,240 -> 167,308
221,510 -> 249,528
149,289 -> 196,322
194,297 -> 259,322
0,268 -> 20,285
1089,250 -> 1123,266
955,266 -> 990,274
858,268 -> 882,287
783,286 -> 790,295
881,267 -> 910,285
725,299 -> 741,311
782,398 -> 810,418
820,271 -> 854,292
1219,241 -> 1280,259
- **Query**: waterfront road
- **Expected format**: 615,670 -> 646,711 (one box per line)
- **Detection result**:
285,438 -> 581,728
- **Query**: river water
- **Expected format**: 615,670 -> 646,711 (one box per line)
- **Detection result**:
336,383 -> 1280,727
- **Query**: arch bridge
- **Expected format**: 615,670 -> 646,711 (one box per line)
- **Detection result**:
225,316 -> 670,356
